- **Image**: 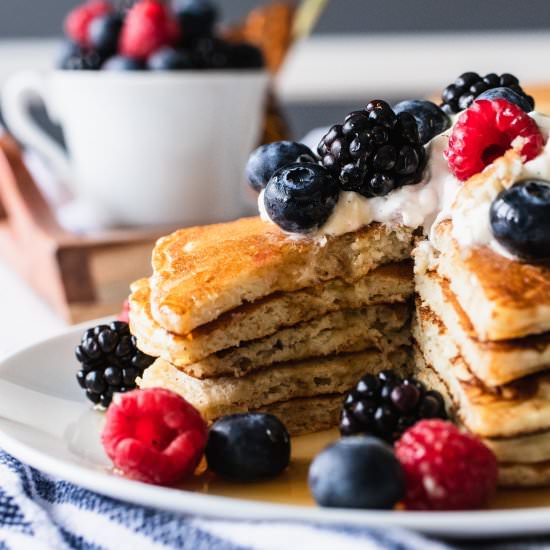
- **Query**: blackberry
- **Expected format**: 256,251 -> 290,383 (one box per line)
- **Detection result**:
340,370 -> 447,443
191,37 -> 231,69
228,43 -> 264,69
317,100 -> 426,198
75,321 -> 155,408
441,72 -> 534,114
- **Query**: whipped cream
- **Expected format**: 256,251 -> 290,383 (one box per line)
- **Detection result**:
449,111 -> 550,256
258,129 -> 461,239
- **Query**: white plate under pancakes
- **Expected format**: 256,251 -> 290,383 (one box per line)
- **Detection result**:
1,322 -> 550,539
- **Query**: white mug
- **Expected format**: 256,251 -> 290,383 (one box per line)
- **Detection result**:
1,70 -> 269,227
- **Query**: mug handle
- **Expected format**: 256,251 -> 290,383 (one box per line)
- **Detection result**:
1,71 -> 72,185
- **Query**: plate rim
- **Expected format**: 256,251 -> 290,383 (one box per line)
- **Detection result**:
1,324 -> 550,539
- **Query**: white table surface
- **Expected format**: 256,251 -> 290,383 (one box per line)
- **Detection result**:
0,259 -> 66,358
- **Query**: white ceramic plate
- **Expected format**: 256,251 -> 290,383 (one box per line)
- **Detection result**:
1,323 -> 550,539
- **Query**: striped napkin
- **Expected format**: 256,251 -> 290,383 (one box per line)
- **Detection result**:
0,450 -> 451,550
3,449 -> 548,550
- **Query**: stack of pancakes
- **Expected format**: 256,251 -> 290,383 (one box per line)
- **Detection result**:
413,158 -> 550,487
130,217 -> 417,435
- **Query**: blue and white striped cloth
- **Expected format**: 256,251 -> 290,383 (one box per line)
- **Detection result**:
0,450 -> 547,550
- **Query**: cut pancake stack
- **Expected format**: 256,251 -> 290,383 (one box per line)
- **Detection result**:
130,216 -> 417,435
413,215 -> 550,487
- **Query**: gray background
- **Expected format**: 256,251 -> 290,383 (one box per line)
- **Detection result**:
2,1 -> 549,137
2,0 -> 550,37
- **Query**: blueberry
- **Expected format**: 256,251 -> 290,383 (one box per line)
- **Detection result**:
175,0 -> 218,47
102,56 -> 145,71
89,13 -> 123,57
57,40 -> 104,71
490,179 -> 550,262
205,413 -> 290,481
246,141 -> 316,192
148,48 -> 194,70
264,163 -> 339,233
56,40 -> 81,69
308,436 -> 405,509
477,86 -> 534,113
393,99 -> 451,145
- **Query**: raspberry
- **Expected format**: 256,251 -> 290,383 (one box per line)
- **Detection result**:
101,388 -> 208,485
120,0 -> 181,60
395,420 -> 498,511
64,0 -> 113,47
445,98 -> 544,181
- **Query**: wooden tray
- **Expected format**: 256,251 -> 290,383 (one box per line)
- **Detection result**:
0,133 -> 179,324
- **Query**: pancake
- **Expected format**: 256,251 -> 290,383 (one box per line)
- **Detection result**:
130,262 -> 414,366
431,221 -> 550,342
413,303 -> 550,439
414,244 -> 550,386
499,460 -> 550,488
138,346 -> 410,424
149,216 -> 416,334
138,304 -> 410,379
258,395 -> 342,436
414,349 -> 550,488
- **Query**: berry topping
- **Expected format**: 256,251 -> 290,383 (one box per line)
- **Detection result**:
317,100 -> 426,198
477,87 -> 534,114
393,99 -> 451,145
445,99 -> 544,181
103,55 -> 145,71
441,72 -> 534,114
205,413 -> 290,481
64,0 -> 113,48
88,13 -> 123,57
340,370 -> 447,442
395,420 -> 498,510
102,388 -> 208,485
263,163 -> 339,233
490,179 -> 550,262
119,0 -> 180,60
147,47 -> 193,70
246,141 -> 316,193
308,436 -> 405,509
174,0 -> 218,47
75,321 -> 155,408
